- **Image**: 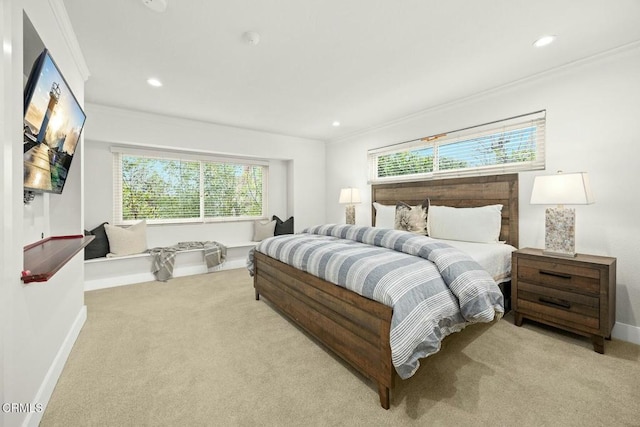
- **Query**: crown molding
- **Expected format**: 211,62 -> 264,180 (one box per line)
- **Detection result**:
48,0 -> 90,81
329,39 -> 640,145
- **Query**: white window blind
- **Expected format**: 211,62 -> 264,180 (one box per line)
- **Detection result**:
112,147 -> 268,225
368,110 -> 546,183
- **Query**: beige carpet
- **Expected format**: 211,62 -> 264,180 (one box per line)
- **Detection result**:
42,269 -> 640,426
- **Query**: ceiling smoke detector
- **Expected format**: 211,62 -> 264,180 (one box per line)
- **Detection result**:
141,0 -> 167,13
243,31 -> 261,46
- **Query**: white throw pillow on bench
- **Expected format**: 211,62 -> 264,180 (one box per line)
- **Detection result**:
104,220 -> 148,257
253,219 -> 276,241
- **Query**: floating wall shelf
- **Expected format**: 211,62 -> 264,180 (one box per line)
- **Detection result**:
22,235 -> 94,283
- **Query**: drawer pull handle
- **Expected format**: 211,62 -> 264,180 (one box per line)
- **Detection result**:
538,296 -> 571,310
539,269 -> 572,280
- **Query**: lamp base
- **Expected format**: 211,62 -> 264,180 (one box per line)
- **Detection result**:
544,207 -> 576,258
345,205 -> 355,225
542,249 -> 577,258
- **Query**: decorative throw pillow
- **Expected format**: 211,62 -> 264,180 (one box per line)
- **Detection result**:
84,222 -> 110,260
372,203 -> 396,229
253,219 -> 276,241
273,215 -> 294,235
394,198 -> 430,235
104,220 -> 148,257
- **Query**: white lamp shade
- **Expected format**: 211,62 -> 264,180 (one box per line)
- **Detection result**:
339,188 -> 361,204
530,172 -> 595,205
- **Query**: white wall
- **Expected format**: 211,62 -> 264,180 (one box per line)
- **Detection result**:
83,103 -> 326,246
0,0 -> 24,422
2,1 -> 89,426
326,44 -> 640,338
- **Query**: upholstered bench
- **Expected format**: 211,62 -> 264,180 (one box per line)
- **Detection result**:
83,215 -> 292,291
84,242 -> 257,291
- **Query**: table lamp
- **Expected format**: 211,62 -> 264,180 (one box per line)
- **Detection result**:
339,188 -> 361,225
530,171 -> 594,257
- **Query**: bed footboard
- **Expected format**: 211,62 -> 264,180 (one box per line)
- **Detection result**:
253,251 -> 395,409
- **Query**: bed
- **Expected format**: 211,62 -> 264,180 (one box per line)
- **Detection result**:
249,174 -> 518,409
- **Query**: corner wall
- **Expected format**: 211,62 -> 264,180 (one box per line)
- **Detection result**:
1,0 -> 24,423
326,44 -> 640,342
2,1 -> 90,426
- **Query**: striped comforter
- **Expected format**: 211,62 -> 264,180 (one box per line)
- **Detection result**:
247,224 -> 504,379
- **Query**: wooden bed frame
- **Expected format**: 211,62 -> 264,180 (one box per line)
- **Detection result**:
253,173 -> 518,409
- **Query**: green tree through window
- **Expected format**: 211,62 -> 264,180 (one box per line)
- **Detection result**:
203,163 -> 263,217
370,112 -> 544,182
117,153 -> 266,223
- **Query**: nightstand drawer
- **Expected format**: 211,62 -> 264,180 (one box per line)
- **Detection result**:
517,258 -> 600,294
516,299 -> 599,330
517,281 -> 599,319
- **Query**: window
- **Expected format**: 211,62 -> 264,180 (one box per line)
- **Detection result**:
112,148 -> 267,225
368,111 -> 545,183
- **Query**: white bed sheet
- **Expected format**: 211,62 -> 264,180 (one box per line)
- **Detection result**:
437,239 -> 517,284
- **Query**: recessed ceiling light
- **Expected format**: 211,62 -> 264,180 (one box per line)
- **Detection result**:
147,78 -> 163,87
533,35 -> 556,48
332,121 -> 341,127
141,0 -> 167,13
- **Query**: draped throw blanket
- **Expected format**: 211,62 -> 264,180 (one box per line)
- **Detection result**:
247,224 -> 504,379
150,241 -> 227,282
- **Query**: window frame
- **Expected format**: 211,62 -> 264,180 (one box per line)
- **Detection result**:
368,110 -> 546,184
112,147 -> 269,226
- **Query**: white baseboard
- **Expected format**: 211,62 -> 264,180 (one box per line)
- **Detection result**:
84,258 -> 247,291
612,321 -> 640,346
24,306 -> 87,427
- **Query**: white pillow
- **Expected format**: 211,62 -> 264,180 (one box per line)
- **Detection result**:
372,203 -> 396,229
104,220 -> 148,256
253,219 -> 276,241
427,205 -> 503,243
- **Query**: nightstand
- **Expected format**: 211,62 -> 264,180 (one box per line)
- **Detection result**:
512,248 -> 616,354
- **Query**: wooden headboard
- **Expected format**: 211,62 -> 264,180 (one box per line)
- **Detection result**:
371,173 -> 519,248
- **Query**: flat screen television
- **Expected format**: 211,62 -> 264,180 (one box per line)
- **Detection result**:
23,49 -> 86,194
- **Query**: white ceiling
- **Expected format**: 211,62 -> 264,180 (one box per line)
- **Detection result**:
62,0 -> 640,142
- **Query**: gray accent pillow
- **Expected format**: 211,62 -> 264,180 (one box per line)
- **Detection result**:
84,222 -> 110,260
273,215 -> 294,235
395,198 -> 430,235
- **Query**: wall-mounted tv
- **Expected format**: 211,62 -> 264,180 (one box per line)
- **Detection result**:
23,49 -> 86,194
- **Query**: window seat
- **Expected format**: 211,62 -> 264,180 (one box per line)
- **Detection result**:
84,241 -> 257,291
